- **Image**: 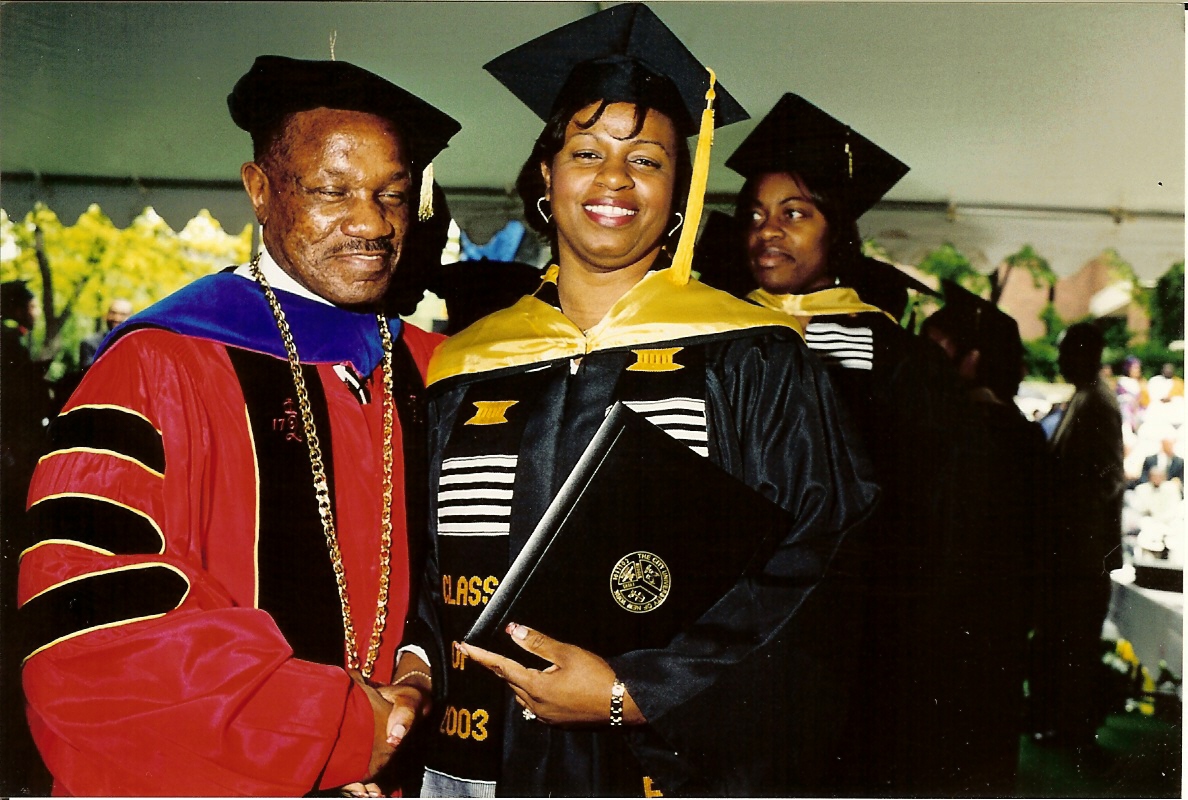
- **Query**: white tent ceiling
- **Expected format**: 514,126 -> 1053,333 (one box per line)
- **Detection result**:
1,2 -> 1184,282
3,1 -> 1183,212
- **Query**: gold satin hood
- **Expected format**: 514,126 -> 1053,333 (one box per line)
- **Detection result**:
748,287 -> 896,324
428,266 -> 803,386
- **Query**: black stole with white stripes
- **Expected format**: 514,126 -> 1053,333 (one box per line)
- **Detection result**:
803,318 -> 877,372
427,345 -> 709,791
427,367 -> 553,786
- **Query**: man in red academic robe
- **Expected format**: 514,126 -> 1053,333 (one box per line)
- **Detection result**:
16,56 -> 459,796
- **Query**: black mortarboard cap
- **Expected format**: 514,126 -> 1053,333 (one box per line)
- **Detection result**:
726,93 -> 908,217
933,279 -> 1022,355
228,56 -> 461,170
483,2 -> 747,136
932,279 -> 1025,397
843,256 -> 938,320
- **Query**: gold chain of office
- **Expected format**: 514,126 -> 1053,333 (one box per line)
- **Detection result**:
249,254 -> 395,680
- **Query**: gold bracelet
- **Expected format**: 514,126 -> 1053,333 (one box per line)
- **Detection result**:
392,669 -> 432,690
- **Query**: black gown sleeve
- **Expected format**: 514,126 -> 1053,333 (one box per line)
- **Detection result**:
609,330 -> 880,793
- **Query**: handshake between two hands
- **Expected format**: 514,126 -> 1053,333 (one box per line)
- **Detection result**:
340,624 -> 635,798
340,661 -> 432,798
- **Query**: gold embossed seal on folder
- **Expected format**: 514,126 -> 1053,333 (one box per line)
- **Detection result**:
610,551 -> 672,613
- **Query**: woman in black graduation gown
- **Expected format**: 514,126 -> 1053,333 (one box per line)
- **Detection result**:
725,93 -> 1008,796
384,7 -> 878,797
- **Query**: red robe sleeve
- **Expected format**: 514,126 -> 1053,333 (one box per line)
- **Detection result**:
18,328 -> 415,796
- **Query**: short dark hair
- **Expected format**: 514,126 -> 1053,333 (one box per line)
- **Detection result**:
733,171 -> 862,286
1059,321 -> 1106,385
1,280 -> 34,317
1062,321 -> 1105,355
250,113 -> 293,167
516,98 -> 692,260
919,306 -> 974,356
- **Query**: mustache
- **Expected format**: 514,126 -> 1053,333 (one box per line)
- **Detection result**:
331,239 -> 396,256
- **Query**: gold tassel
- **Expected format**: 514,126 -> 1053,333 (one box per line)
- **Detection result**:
418,162 -> 435,221
668,67 -> 717,285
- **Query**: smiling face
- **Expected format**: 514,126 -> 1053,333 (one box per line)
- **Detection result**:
744,171 -> 833,295
241,108 -> 412,307
540,102 -> 679,277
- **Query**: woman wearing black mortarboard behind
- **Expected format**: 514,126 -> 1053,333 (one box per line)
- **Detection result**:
726,94 -> 1002,795
379,5 -> 878,796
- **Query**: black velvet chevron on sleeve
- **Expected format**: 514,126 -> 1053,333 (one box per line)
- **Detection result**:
50,406 -> 165,475
19,565 -> 189,662
26,496 -> 165,555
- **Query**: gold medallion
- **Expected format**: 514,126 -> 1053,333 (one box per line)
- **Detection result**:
610,551 -> 672,613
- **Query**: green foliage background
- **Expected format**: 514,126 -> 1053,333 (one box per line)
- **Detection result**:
1,203 -> 252,379
2,205 -> 1183,387
917,242 -> 990,294
1150,261 -> 1185,345
912,243 -> 1183,382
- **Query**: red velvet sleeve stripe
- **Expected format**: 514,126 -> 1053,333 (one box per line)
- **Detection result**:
28,449 -> 167,545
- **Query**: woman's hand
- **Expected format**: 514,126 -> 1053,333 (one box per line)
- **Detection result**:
339,782 -> 381,798
457,623 -> 645,726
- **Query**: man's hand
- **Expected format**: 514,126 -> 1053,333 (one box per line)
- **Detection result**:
348,669 -> 395,780
339,782 -> 381,798
380,652 -> 434,747
456,623 -> 645,726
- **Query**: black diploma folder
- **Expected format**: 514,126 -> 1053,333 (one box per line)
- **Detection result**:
464,402 -> 793,659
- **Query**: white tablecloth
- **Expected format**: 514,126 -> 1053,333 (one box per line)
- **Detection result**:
1106,566 -> 1183,679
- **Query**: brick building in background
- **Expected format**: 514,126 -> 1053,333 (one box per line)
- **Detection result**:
998,253 -> 1151,343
